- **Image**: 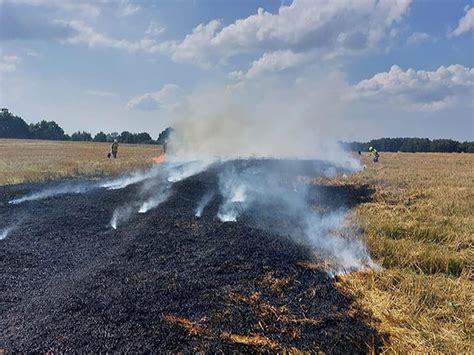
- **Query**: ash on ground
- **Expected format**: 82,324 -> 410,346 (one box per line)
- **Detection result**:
0,159 -> 380,352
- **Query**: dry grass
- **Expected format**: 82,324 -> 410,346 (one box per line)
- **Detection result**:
162,314 -> 204,336
0,139 -> 161,185
163,312 -> 284,350
2,141 -> 472,351
329,152 -> 474,353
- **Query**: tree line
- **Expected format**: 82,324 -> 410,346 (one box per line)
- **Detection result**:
0,110 -> 172,145
342,137 -> 474,153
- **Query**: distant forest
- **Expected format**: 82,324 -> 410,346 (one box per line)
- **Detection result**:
342,137 -> 474,153
1,110 -> 472,152
0,110 -> 172,145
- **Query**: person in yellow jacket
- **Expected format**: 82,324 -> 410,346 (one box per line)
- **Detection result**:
368,146 -> 379,162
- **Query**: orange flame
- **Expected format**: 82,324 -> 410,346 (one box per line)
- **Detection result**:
153,154 -> 166,164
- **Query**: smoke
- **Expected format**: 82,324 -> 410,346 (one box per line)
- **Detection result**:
166,159 -> 215,183
0,226 -> 15,240
9,182 -> 96,204
138,188 -> 172,214
195,191 -> 215,218
168,70 -> 359,170
101,167 -> 162,190
110,205 -> 136,229
109,160 -> 214,228
213,160 -> 375,273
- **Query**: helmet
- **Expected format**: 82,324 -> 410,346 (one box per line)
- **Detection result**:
114,139 -> 118,143
368,146 -> 373,151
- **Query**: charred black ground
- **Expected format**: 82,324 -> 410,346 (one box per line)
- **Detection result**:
0,159 -> 379,352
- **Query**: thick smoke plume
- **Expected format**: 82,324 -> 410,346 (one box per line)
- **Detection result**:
169,71 -> 358,170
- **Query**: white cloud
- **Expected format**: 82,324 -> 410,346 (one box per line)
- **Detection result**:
353,64 -> 474,111
230,50 -> 310,81
450,6 -> 474,37
163,0 -> 412,67
127,84 -> 183,111
407,32 -> 435,45
61,20 -> 156,51
0,55 -> 20,73
145,21 -> 166,36
54,0 -> 412,72
85,90 -> 116,97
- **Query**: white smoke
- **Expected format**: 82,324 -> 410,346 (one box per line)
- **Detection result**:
101,166 -> 162,190
195,191 -> 215,218
110,205 -> 136,229
138,189 -> 172,214
214,161 -> 375,272
166,159 -> 216,183
109,160 -> 214,227
168,70 -> 359,170
0,226 -> 15,240
9,183 -> 96,204
304,212 -> 377,274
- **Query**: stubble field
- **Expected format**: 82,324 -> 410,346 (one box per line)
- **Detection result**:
0,139 -> 159,185
0,140 -> 472,352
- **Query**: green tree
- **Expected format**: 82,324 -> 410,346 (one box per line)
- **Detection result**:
119,131 -> 135,143
93,131 -> 107,142
29,120 -> 66,140
0,112 -> 30,138
71,131 -> 92,141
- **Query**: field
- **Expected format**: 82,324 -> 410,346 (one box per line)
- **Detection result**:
327,153 -> 473,352
0,139 -> 160,185
0,140 -> 472,352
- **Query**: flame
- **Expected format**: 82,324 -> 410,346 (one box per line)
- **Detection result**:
153,154 -> 166,164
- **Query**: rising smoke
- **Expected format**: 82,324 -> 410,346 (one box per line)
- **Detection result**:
195,191 -> 215,218
6,69 -> 376,273
9,182 -> 96,205
160,69 -> 374,272
168,70 -> 358,168
109,160 -> 216,228
0,226 -> 15,240
214,160 -> 375,273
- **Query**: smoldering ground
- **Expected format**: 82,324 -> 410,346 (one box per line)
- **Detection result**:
0,69 -> 380,351
0,159 -> 380,352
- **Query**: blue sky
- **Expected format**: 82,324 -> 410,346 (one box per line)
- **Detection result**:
0,0 -> 473,141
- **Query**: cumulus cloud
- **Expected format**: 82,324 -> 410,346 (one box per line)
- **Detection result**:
61,20 -> 156,51
450,6 -> 474,37
47,0 -> 411,73
407,32 -> 435,45
160,0 -> 412,68
0,55 -> 19,73
127,84 -> 183,111
229,50 -> 310,81
353,64 -> 474,111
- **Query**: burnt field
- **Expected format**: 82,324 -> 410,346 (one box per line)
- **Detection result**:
0,159 -> 379,352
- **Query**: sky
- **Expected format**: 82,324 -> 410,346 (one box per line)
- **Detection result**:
0,0 -> 473,141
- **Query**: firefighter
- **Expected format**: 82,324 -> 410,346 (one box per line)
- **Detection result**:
368,146 -> 379,162
111,140 -> 119,159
